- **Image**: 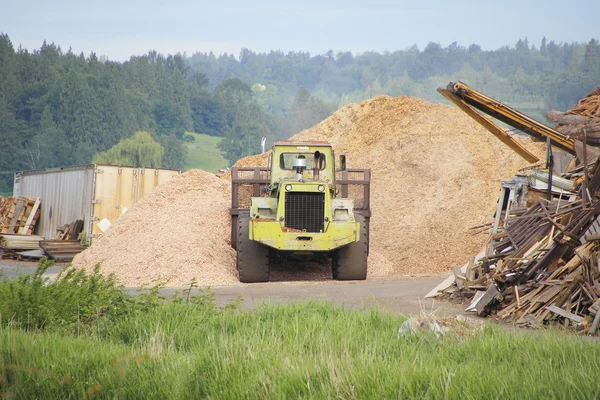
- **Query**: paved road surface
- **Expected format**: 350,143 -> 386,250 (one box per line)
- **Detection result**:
1,259 -> 464,316
201,275 -> 465,316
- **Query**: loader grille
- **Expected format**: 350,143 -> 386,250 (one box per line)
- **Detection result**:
284,192 -> 325,233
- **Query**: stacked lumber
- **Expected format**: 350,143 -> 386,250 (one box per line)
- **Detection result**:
53,220 -> 84,240
434,159 -> 600,335
547,86 -> 600,143
0,234 -> 44,259
0,196 -> 41,235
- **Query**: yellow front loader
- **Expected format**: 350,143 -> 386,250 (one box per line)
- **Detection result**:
230,141 -> 371,282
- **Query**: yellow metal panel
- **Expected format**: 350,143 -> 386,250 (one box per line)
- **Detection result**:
91,165 -> 180,238
438,88 -> 539,163
440,81 -> 575,154
92,166 -> 119,237
251,220 -> 358,251
270,143 -> 335,185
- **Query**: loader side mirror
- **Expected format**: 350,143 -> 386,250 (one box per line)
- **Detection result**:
339,154 -> 346,171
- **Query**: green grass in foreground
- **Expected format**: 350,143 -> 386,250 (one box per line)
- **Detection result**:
1,263 -> 600,399
183,132 -> 229,173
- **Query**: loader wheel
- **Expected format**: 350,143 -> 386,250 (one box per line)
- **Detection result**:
231,211 -> 249,250
332,213 -> 368,280
237,215 -> 270,283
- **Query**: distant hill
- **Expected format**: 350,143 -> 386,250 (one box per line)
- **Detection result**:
183,132 -> 229,173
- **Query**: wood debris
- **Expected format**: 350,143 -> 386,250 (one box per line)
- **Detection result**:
0,196 -> 41,235
40,240 -> 86,262
53,219 -> 84,240
0,234 -> 44,259
435,160 -> 600,334
547,86 -> 600,144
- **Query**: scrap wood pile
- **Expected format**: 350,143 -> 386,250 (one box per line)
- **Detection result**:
434,158 -> 600,335
31,219 -> 88,262
547,86 -> 600,144
0,196 -> 41,235
53,219 -> 84,240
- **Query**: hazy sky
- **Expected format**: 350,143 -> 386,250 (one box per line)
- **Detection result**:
1,0 -> 598,61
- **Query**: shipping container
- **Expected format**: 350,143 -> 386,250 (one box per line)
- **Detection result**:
14,165 -> 180,241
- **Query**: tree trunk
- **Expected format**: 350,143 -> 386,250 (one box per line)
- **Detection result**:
546,110 -> 594,125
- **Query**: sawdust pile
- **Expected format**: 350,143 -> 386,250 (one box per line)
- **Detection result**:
234,95 -> 545,275
72,170 -> 238,286
74,95 -> 545,286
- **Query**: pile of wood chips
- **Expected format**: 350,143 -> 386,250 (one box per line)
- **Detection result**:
288,96 -> 545,276
0,196 -> 41,235
74,96 -> 546,287
72,170 -> 238,286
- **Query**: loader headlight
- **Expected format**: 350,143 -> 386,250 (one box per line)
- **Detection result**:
285,184 -> 292,191
318,185 -> 325,192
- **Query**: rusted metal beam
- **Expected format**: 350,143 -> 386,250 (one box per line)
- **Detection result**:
438,87 -> 540,163
441,81 -> 576,154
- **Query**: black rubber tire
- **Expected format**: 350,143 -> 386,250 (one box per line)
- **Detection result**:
231,211 -> 249,250
237,216 -> 270,283
332,213 -> 368,280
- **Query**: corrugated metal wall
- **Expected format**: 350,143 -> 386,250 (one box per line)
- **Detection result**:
14,164 -> 180,241
90,166 -> 180,237
14,165 -> 95,240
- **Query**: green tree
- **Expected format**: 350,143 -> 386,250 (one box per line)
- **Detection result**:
158,134 -> 187,170
27,106 -> 72,169
92,131 -> 164,167
218,118 -> 270,165
286,87 -> 335,135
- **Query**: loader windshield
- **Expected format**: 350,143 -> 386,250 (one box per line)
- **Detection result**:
280,153 -> 326,170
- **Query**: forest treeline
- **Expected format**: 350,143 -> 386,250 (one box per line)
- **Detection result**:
1,32 -> 599,193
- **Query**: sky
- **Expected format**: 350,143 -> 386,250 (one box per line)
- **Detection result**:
1,0 -> 598,61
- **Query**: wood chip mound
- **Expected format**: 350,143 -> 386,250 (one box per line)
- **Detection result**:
72,170 -> 238,287
287,95 -> 545,276
74,95 -> 545,286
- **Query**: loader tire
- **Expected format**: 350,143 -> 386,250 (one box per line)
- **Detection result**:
237,215 -> 269,283
231,211 -> 249,250
332,213 -> 368,280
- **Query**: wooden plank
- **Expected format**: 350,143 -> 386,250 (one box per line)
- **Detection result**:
21,197 -> 41,235
7,198 -> 25,234
453,266 -> 466,289
545,305 -> 583,323
466,285 -> 500,316
466,255 -> 476,281
425,250 -> 485,298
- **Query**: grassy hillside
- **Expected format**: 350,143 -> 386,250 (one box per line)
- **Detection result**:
183,132 -> 229,173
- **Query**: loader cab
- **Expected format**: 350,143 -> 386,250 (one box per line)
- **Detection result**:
269,141 -> 335,186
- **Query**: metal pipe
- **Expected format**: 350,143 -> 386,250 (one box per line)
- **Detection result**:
530,169 -> 574,192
